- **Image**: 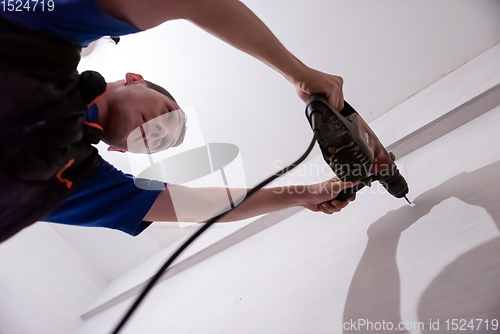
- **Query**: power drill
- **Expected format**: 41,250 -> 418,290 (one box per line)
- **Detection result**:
305,94 -> 410,203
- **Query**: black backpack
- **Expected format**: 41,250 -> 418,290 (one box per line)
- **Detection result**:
0,16 -> 105,242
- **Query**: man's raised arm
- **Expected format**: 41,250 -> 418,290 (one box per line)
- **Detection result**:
100,0 -> 345,110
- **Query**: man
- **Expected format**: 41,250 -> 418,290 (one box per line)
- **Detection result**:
0,0 -> 355,242
43,71 -> 356,236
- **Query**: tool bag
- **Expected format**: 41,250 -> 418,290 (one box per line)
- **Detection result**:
0,16 -> 105,242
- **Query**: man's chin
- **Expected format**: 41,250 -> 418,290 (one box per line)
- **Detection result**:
127,146 -> 168,154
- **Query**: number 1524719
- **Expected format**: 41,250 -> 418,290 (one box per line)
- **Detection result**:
2,0 -> 54,12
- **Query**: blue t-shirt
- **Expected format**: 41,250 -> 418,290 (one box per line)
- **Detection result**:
43,160 -> 165,236
1,0 -> 141,46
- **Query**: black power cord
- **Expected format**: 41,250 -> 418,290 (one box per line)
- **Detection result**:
112,131 -> 318,333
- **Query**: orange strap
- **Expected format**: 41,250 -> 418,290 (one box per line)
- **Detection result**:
56,159 -> 75,189
84,121 -> 103,131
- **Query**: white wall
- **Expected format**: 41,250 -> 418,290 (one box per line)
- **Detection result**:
48,223 -> 194,282
74,41 -> 500,333
0,223 -> 108,334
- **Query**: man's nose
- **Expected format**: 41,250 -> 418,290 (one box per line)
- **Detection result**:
148,116 -> 169,138
153,123 -> 168,137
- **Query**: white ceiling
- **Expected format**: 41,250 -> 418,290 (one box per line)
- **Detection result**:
64,0 -> 500,281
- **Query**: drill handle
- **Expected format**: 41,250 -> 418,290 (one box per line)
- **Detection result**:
335,181 -> 368,201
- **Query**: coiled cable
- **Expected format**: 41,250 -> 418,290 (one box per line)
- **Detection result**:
112,131 -> 318,333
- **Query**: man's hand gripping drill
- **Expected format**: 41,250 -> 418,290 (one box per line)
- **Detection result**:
305,95 -> 410,203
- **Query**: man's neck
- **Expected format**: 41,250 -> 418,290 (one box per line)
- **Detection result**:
93,82 -> 114,128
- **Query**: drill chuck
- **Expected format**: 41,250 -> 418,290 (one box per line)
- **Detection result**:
378,168 -> 409,199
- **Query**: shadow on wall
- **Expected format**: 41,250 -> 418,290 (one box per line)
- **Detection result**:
343,161 -> 500,333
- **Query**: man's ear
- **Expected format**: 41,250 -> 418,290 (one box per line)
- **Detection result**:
125,72 -> 145,85
107,146 -> 126,153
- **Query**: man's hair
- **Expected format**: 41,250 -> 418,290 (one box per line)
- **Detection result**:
145,80 -> 187,147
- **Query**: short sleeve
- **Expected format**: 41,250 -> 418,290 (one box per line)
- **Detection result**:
43,160 -> 166,236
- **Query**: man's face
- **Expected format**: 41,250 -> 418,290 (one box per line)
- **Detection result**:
108,73 -> 184,153
127,108 -> 184,154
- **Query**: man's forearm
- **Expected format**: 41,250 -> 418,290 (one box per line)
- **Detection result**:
104,0 -> 345,109
174,0 -> 348,109
144,178 -> 353,222
144,184 -> 303,223
178,0 -> 309,84
214,186 -> 302,222
107,0 -> 308,82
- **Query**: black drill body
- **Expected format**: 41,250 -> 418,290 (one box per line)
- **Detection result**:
305,94 -> 409,201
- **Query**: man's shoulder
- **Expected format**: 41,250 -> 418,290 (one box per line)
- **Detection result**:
1,0 -> 141,46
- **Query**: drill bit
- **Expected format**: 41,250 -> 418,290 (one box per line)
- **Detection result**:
404,195 -> 412,205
